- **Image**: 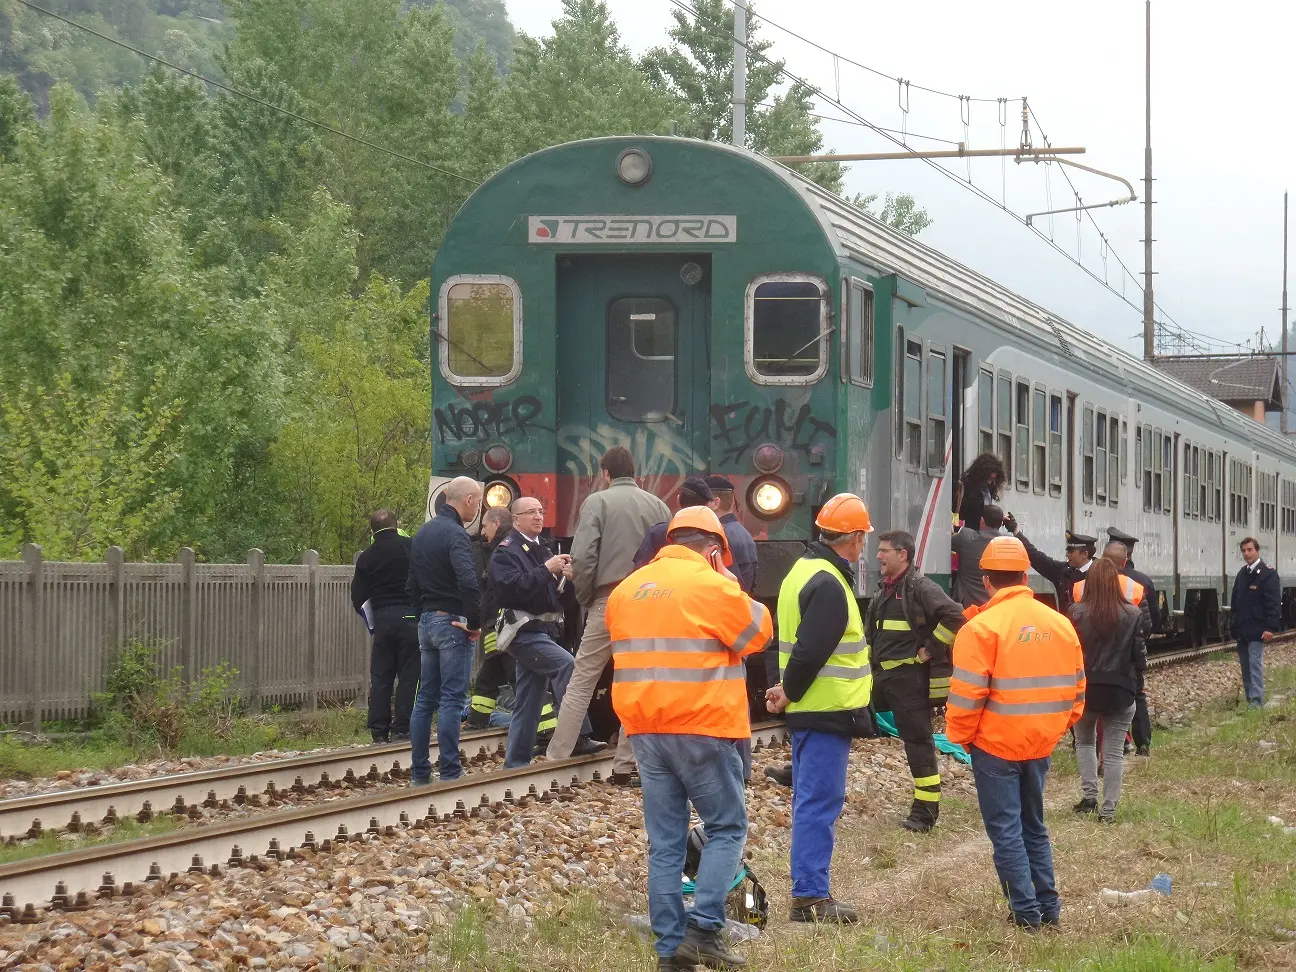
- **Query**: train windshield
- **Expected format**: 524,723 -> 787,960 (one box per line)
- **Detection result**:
442,278 -> 519,382
749,278 -> 826,380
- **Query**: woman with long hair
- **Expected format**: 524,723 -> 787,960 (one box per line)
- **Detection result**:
1068,558 -> 1147,822
956,453 -> 1006,528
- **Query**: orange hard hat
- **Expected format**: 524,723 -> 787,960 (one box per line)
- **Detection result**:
667,505 -> 734,566
815,493 -> 873,535
979,536 -> 1030,572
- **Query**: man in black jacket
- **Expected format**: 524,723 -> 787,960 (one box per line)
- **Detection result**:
1231,536 -> 1280,707
407,477 -> 482,785
491,496 -> 605,767
466,507 -> 515,730
1103,530 -> 1158,754
1003,516 -> 1094,616
864,530 -> 966,832
351,510 -> 419,743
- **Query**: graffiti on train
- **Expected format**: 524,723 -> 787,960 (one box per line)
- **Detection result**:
709,399 -> 836,463
434,396 -> 544,444
556,422 -> 693,504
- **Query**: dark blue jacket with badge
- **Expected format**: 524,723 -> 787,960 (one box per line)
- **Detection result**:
1230,560 -> 1281,643
489,531 -> 572,638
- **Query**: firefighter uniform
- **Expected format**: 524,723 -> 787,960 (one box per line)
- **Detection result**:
607,506 -> 772,970
775,494 -> 875,924
946,536 -> 1086,929
863,566 -> 965,831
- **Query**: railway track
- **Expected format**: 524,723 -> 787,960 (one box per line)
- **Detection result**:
0,723 -> 789,921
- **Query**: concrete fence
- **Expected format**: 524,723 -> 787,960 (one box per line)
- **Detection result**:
0,544 -> 370,727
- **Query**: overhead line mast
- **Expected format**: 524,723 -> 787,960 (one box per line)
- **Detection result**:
732,0 -> 748,147
1143,0 -> 1155,361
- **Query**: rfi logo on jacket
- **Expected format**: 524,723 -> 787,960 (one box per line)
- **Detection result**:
1016,625 -> 1053,643
632,582 -> 673,601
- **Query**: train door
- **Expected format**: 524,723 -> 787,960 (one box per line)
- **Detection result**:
951,349 -> 970,501
555,254 -> 712,514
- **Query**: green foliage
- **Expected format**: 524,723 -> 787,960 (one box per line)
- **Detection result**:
641,0 -> 845,193
853,191 -> 934,237
416,0 -> 516,73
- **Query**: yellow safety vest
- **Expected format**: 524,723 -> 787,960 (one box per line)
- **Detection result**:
776,557 -> 872,713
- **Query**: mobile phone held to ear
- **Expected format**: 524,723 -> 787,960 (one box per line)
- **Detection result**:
709,548 -> 724,573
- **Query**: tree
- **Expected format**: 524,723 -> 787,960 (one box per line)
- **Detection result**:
852,192 -> 933,237
0,357 -> 182,561
413,0 -> 516,73
640,0 -> 843,193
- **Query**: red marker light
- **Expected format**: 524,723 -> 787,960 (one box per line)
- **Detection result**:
483,444 -> 512,474
753,443 -> 785,474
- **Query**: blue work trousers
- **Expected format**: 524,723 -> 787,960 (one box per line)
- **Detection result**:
631,733 -> 748,959
789,728 -> 852,899
969,745 -> 1060,926
1238,640 -> 1266,705
503,629 -> 589,768
409,613 -> 474,783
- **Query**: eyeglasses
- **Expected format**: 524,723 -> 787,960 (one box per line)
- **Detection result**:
877,546 -> 897,555
517,507 -> 545,516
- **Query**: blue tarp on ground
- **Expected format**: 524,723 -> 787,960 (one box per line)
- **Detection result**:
873,710 -> 971,765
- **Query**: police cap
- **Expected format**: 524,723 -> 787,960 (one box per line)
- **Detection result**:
1106,525 -> 1139,547
1064,530 -> 1097,551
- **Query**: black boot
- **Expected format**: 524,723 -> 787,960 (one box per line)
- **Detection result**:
571,736 -> 608,756
789,896 -> 860,924
1072,797 -> 1097,814
465,709 -> 491,730
673,924 -> 746,969
901,800 -> 938,833
763,763 -> 792,787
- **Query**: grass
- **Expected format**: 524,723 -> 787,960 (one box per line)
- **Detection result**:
0,706 -> 369,781
356,665 -> 1296,972
0,816 -> 180,866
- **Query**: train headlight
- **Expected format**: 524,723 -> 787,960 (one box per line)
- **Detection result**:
616,148 -> 653,187
484,481 -> 514,509
749,477 -> 791,519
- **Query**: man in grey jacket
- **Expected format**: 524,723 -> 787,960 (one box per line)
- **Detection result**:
545,447 -> 670,783
951,504 -> 1004,607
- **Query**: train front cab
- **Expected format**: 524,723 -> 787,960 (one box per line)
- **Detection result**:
427,137 -> 865,597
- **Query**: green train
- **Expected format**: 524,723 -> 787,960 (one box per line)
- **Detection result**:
427,135 -> 1296,627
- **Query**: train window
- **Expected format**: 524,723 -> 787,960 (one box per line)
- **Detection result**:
1183,442 -> 1193,519
1108,415 -> 1120,507
904,340 -> 923,470
1152,429 -> 1163,514
1082,404 -> 1095,504
1197,447 -> 1206,517
1095,408 -> 1108,505
439,275 -> 522,387
1261,472 -> 1277,533
996,372 -> 1012,471
1015,381 -> 1030,489
1230,459 -> 1239,525
1161,434 -> 1173,514
1208,451 -> 1219,522
847,279 -> 875,387
1120,419 -> 1129,484
978,369 -> 994,456
1048,393 -> 1063,496
1032,387 -> 1046,494
926,348 -> 947,473
746,275 -> 828,383
606,296 -> 676,422
1283,479 -> 1296,535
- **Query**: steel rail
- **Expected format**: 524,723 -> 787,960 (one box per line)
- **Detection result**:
0,723 -> 789,920
0,727 -> 509,843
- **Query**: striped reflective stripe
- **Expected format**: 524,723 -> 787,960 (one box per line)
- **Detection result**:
613,637 -> 726,654
817,664 -> 873,680
929,676 -> 951,699
928,677 -> 951,688
880,655 -> 921,670
953,666 -> 990,687
991,673 -> 1081,690
913,789 -> 941,802
779,638 -> 865,659
879,619 -> 912,631
732,602 -> 770,654
613,665 -> 746,683
913,774 -> 941,787
470,696 -> 496,714
947,692 -> 986,711
984,697 -> 1077,716
933,624 -> 955,645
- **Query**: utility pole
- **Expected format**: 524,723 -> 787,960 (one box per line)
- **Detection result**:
732,0 -> 747,148
1142,0 -> 1155,361
1284,191 -> 1290,432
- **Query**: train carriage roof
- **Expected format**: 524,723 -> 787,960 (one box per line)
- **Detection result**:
701,139 -> 1296,461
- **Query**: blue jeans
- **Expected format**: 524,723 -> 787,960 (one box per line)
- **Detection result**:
409,613 -> 474,782
1238,640 -> 1265,705
969,745 -> 1059,925
631,733 -> 748,959
503,630 -> 590,768
789,729 -> 852,899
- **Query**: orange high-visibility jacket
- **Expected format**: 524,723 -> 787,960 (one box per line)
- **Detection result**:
1072,575 -> 1144,606
945,585 -> 1086,761
607,545 -> 773,739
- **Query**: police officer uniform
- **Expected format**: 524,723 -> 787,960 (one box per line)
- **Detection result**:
863,565 -> 965,831
351,527 -> 419,743
1013,528 -> 1096,616
1107,526 -> 1159,754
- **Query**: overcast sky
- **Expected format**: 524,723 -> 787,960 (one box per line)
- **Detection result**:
504,0 -> 1295,358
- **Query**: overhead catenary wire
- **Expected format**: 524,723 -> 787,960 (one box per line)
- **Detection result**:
12,0 -> 481,188
665,0 -> 1159,324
